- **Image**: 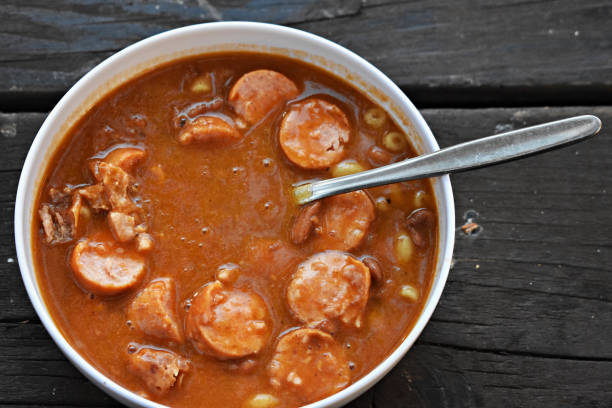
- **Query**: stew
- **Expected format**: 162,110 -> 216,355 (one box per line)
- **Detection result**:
33,53 -> 438,408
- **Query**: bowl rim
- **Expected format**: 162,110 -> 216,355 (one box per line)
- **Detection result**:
14,21 -> 455,408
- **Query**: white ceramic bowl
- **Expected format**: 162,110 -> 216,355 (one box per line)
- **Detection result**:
15,22 -> 455,408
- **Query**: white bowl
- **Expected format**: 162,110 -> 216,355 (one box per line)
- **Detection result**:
14,22 -> 455,408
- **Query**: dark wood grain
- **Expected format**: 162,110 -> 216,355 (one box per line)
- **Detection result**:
1,106 -> 610,407
1,0 -> 612,110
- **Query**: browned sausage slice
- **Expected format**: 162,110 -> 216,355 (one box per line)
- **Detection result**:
279,98 -> 350,169
185,281 -> 271,359
315,190 -> 375,251
268,328 -> 350,402
70,237 -> 146,296
228,69 -> 299,124
287,251 -> 370,330
127,346 -> 190,396
177,115 -> 241,145
127,278 -> 182,343
104,147 -> 146,172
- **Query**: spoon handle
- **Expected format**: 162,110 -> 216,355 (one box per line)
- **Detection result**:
294,115 -> 602,204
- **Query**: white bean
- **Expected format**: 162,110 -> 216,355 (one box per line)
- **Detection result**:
243,394 -> 280,408
399,284 -> 419,302
191,74 -> 212,93
331,160 -> 366,177
413,189 -> 427,209
395,232 -> 414,264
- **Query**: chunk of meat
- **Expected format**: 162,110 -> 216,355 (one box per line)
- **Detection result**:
40,187 -> 88,243
185,281 -> 271,359
279,98 -> 350,169
177,115 -> 241,145
127,278 -> 182,343
127,346 -> 189,396
70,238 -> 146,295
316,190 -> 375,251
91,161 -> 138,214
38,204 -> 74,245
287,251 -> 371,330
104,147 -> 146,172
228,69 -> 299,124
108,211 -> 136,242
268,328 -> 350,402
290,201 -> 321,245
135,232 -> 154,252
48,186 -> 71,203
77,184 -> 110,212
405,208 -> 435,248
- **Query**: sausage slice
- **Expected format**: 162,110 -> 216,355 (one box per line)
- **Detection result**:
177,115 -> 241,145
127,278 -> 182,343
290,190 -> 375,251
127,346 -> 190,396
185,281 -> 271,359
279,98 -> 350,169
268,328 -> 350,402
316,190 -> 375,251
287,251 -> 370,330
228,69 -> 299,124
70,238 -> 146,296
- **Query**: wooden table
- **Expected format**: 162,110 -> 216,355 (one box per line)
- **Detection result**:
1,1 -> 611,407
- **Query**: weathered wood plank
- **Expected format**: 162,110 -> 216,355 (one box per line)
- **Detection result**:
372,344 -> 612,408
418,106 -> 612,359
1,106 -> 610,406
1,0 -> 611,109
0,113 -> 44,171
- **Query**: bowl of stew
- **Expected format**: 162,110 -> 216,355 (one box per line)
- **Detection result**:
15,22 -> 454,408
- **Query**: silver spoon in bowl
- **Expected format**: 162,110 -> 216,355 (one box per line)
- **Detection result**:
293,115 -> 602,205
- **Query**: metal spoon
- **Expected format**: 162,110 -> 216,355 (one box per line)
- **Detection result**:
293,115 -> 602,205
